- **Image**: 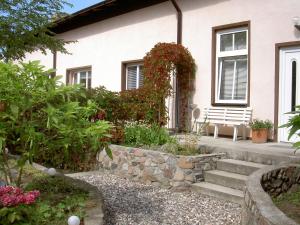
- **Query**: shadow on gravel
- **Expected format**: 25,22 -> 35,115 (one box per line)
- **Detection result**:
101,184 -> 164,225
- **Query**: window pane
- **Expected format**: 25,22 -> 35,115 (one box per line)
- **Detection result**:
139,66 -> 144,88
220,33 -> 233,51
88,71 -> 92,89
234,58 -> 247,100
73,72 -> 78,85
219,59 -> 235,100
234,31 -> 247,50
127,66 -> 137,90
80,72 -> 87,86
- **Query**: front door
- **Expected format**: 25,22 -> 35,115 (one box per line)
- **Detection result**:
279,47 -> 300,142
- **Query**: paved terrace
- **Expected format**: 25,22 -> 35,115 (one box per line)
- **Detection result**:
198,136 -> 300,164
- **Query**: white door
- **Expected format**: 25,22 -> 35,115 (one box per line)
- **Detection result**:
279,47 -> 300,142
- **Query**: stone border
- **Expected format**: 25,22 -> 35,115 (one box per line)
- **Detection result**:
32,163 -> 104,225
97,144 -> 226,188
242,163 -> 299,225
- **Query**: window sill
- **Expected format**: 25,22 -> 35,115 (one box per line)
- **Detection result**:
211,102 -> 249,107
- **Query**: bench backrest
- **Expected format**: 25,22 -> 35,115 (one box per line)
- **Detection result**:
202,107 -> 252,125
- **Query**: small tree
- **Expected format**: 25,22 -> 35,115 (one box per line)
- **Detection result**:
0,61 -> 112,186
0,0 -> 71,61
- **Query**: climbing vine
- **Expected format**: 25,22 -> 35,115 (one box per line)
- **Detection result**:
142,43 -> 196,130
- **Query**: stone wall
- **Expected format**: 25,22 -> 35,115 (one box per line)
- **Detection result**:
97,145 -> 226,188
242,163 -> 300,225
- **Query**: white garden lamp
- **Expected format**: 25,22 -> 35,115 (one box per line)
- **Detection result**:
47,168 -> 57,176
67,215 -> 80,225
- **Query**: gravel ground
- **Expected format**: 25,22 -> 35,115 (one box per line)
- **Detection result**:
76,172 -> 242,225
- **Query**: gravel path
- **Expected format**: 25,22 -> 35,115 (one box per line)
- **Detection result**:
76,172 -> 242,225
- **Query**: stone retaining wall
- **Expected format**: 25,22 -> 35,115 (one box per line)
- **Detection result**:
242,163 -> 300,225
97,145 -> 226,188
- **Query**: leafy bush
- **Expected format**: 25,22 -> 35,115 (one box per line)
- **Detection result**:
0,61 -> 112,185
124,122 -> 175,147
250,119 -> 273,130
0,176 -> 88,225
280,105 -> 300,151
0,186 -> 40,225
88,87 -> 153,125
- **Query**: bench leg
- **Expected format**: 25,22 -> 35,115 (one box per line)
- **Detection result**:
242,125 -> 247,140
233,125 -> 238,142
214,124 -> 219,139
205,125 -> 209,136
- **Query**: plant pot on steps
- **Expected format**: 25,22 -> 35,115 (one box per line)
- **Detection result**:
251,128 -> 268,143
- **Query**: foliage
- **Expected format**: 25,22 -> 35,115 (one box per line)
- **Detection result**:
0,186 -> 40,207
0,175 -> 88,225
87,43 -> 196,130
280,105 -> 300,151
0,186 -> 40,225
88,87 -> 151,125
0,61 -> 112,186
273,185 -> 300,223
0,0 -> 72,61
124,122 -> 176,147
143,43 -> 196,130
25,176 -> 86,195
250,119 -> 273,130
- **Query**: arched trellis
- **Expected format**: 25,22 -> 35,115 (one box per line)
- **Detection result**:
142,43 -> 196,131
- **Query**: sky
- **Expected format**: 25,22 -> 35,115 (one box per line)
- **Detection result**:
64,0 -> 104,14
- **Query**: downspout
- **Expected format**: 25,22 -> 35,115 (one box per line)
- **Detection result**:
52,51 -> 57,78
170,0 -> 182,44
170,0 -> 182,131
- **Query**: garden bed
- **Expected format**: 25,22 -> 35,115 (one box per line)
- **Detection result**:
97,144 -> 226,188
273,186 -> 300,224
242,163 -> 300,225
0,161 -> 104,225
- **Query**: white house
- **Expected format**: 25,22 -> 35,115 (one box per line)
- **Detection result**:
24,0 -> 300,142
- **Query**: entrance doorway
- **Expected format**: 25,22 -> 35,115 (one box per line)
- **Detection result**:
278,46 -> 300,142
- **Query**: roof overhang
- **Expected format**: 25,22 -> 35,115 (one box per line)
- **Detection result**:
52,0 -> 169,34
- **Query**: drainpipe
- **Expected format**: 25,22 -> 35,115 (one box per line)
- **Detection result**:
170,0 -> 182,131
170,0 -> 182,44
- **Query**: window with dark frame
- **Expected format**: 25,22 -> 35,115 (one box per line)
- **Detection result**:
212,22 -> 250,106
122,62 -> 144,90
66,67 -> 92,89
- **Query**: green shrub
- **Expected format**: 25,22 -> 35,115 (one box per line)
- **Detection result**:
124,122 -> 175,147
250,119 -> 273,130
0,61 -> 112,185
280,105 -> 300,151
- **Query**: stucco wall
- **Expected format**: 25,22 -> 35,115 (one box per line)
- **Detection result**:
179,0 -> 300,136
23,0 -> 300,137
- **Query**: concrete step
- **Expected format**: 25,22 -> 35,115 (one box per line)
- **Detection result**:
217,159 -> 266,176
204,170 -> 247,191
191,182 -> 243,204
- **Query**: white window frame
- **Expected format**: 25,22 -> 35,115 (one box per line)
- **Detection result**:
67,68 -> 92,89
215,27 -> 249,104
126,63 -> 144,90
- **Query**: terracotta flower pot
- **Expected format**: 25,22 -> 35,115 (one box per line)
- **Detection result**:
252,128 -> 268,143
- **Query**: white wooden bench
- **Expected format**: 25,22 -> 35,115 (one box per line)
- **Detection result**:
196,107 -> 252,141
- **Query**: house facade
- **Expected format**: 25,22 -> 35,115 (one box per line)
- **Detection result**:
24,0 -> 300,142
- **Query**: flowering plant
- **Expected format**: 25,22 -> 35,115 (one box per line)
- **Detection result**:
0,186 -> 40,207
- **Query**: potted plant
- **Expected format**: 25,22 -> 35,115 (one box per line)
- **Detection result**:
250,119 -> 273,143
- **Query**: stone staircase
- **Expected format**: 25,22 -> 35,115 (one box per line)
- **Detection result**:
191,158 -> 266,204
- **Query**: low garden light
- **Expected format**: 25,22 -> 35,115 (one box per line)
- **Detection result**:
47,168 -> 57,176
67,215 -> 80,225
293,16 -> 300,30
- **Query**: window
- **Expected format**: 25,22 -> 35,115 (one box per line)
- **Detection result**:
213,24 -> 249,105
126,63 -> 144,90
67,67 -> 92,89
